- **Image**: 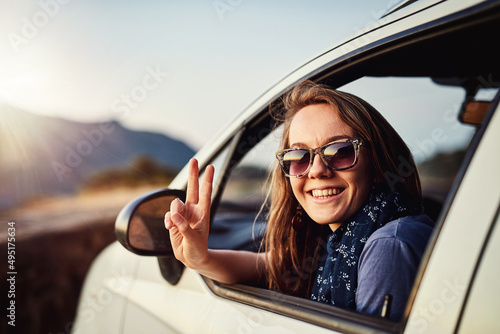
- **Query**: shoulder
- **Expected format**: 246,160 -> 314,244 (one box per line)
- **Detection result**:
367,215 -> 433,243
356,215 -> 434,320
366,214 -> 434,253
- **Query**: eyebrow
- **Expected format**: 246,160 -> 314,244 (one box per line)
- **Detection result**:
290,135 -> 351,148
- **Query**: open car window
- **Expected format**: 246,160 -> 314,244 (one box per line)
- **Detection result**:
212,75 -> 479,251
209,127 -> 282,251
343,77 -> 477,221
205,73 -> 492,330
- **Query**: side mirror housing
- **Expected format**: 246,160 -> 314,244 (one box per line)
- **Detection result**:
115,188 -> 186,255
115,188 -> 186,284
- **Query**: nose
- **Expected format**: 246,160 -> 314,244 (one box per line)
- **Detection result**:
308,153 -> 332,178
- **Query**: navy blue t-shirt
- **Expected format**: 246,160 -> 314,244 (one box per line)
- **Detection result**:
355,214 -> 434,320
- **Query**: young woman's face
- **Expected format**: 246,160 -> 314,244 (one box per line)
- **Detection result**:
288,103 -> 373,231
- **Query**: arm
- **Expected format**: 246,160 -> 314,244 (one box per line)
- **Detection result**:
164,159 -> 265,285
197,250 -> 265,284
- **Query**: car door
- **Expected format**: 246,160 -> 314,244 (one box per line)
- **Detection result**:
118,127 -> 341,334
117,89 -> 498,334
457,192 -> 500,333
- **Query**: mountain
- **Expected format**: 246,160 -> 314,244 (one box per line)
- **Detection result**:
0,105 -> 196,208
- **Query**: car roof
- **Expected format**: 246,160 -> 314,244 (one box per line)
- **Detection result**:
381,0 -> 439,18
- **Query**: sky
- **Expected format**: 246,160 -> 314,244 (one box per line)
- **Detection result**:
0,0 -> 403,149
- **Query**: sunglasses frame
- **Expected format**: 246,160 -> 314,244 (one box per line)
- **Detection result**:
276,138 -> 364,178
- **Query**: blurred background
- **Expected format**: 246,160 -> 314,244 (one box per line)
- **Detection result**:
0,1 -> 478,333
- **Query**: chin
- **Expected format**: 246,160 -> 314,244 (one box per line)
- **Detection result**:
309,214 -> 337,226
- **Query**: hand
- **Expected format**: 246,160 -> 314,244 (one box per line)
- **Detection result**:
164,158 -> 215,269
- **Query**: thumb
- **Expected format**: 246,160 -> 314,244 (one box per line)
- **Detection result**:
171,212 -> 197,240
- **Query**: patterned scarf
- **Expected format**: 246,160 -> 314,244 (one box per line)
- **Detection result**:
310,184 -> 422,309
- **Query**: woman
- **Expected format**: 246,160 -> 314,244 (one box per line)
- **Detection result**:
165,80 -> 434,320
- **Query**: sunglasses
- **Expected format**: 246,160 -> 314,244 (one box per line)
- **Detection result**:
276,138 -> 364,178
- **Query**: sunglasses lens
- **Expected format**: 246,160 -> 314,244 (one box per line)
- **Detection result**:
324,142 -> 356,169
279,140 -> 359,177
282,150 -> 311,176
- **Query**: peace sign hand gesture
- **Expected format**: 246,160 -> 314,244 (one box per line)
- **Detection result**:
164,158 -> 215,270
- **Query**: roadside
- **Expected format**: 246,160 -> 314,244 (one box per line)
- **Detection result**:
0,186 -> 158,334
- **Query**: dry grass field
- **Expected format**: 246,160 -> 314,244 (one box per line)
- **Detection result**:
0,187 -> 158,334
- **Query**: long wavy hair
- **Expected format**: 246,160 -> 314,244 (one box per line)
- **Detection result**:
263,80 -> 421,297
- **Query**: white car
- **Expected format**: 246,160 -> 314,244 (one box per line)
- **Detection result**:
73,0 -> 500,333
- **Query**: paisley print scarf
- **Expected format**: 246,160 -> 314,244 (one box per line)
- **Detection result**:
310,184 -> 422,309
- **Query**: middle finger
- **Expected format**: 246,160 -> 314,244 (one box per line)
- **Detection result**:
186,158 -> 200,204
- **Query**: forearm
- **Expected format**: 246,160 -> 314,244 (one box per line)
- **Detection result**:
196,249 -> 266,285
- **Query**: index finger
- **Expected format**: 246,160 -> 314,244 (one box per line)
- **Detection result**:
186,158 -> 200,204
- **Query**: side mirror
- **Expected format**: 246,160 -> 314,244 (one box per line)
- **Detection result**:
115,188 -> 186,256
115,188 -> 186,285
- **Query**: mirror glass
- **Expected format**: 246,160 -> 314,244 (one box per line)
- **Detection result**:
128,195 -> 177,252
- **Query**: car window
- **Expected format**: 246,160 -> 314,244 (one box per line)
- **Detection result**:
342,77 -> 476,220
212,76 -> 478,253
209,127 -> 282,251
219,126 -> 282,211
206,140 -> 235,197
205,75 -> 483,327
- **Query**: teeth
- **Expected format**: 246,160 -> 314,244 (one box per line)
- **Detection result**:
311,188 -> 341,198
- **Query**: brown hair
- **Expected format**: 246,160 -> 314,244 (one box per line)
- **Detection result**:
264,80 -> 421,297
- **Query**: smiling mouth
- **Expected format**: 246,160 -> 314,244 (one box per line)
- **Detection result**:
310,188 -> 343,199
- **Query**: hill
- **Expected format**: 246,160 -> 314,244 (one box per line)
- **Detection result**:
0,105 -> 195,208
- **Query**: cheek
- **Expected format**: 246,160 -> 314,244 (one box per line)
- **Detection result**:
351,159 -> 374,201
353,177 -> 373,207
289,179 -> 305,202
289,178 -> 300,195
